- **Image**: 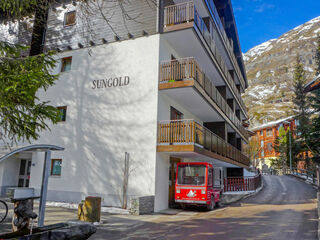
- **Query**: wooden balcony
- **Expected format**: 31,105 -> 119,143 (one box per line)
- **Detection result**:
157,120 -> 250,167
164,2 -> 195,32
163,1 -> 247,100
159,58 -> 250,140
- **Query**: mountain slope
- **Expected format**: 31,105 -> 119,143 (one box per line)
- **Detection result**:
243,16 -> 320,127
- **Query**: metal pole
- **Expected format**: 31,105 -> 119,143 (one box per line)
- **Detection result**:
289,129 -> 292,173
38,150 -> 51,227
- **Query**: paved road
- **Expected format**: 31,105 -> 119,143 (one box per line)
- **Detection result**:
94,175 -> 317,240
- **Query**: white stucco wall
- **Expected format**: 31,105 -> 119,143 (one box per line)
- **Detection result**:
28,34 -> 160,207
154,153 -> 170,212
0,156 -> 20,195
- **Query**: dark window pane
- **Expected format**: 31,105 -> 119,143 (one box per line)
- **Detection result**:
61,57 -> 72,72
27,161 -> 31,175
25,179 -> 29,188
19,160 -> 26,175
64,11 -> 76,26
51,159 -> 62,176
18,179 -> 24,187
57,107 -> 67,122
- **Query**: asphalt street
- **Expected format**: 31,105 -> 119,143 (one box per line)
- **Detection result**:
94,175 -> 318,240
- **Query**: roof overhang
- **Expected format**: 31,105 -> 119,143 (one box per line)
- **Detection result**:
0,144 -> 64,163
304,74 -> 320,92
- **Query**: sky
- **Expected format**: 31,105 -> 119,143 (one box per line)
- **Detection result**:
232,0 -> 320,53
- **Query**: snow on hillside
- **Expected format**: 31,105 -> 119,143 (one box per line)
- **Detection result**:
243,16 -> 320,127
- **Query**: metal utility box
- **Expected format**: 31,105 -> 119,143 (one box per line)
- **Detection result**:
6,187 -> 35,200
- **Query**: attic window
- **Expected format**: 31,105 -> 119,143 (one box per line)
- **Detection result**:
64,11 -> 76,26
61,57 -> 72,72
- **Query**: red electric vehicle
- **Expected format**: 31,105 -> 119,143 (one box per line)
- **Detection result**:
175,162 -> 223,210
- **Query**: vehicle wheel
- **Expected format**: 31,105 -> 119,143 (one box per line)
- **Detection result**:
0,200 -> 8,223
206,197 -> 214,211
180,203 -> 187,210
215,201 -> 220,208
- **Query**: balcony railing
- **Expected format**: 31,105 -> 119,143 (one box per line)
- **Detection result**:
204,0 -> 246,89
163,2 -> 247,114
224,174 -> 262,192
164,2 -> 194,26
159,58 -> 249,139
157,119 -> 250,167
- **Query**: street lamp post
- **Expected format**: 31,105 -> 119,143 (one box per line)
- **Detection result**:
284,121 -> 293,173
289,129 -> 292,173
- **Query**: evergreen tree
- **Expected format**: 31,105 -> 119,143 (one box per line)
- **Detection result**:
308,35 -> 320,164
0,1 -> 59,145
292,56 -> 311,165
309,90 -> 320,163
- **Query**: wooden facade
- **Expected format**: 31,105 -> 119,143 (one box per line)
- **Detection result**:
251,118 -> 296,159
44,0 -> 158,51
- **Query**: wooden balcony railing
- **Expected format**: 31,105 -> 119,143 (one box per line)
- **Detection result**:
163,1 -> 247,109
164,1 -> 194,27
157,120 -> 250,167
159,58 -> 250,139
224,174 -> 262,192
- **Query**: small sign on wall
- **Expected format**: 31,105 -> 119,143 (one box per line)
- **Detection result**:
92,76 -> 130,89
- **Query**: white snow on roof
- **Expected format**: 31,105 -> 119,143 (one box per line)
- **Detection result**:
305,74 -> 320,89
304,66 -> 314,72
250,116 -> 295,131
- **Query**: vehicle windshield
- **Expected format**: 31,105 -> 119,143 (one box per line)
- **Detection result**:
177,165 -> 206,186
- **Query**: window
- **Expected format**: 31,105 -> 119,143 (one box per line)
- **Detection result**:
295,119 -> 300,126
260,130 -> 263,136
267,142 -> 273,152
266,128 -> 273,137
61,57 -> 72,72
208,168 -> 213,186
64,11 -> 76,26
177,165 -> 206,186
51,159 -> 62,176
170,107 -> 183,120
57,106 -> 67,122
260,140 -> 264,157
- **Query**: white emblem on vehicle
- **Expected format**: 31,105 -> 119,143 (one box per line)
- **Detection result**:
187,190 -> 196,198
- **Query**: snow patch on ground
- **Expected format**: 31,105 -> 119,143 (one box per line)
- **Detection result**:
44,201 -> 130,215
247,85 -> 277,99
297,24 -> 313,34
256,71 -> 261,78
304,66 -> 314,72
245,39 -> 276,60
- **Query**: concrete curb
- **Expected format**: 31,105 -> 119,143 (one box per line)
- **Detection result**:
287,174 -> 317,188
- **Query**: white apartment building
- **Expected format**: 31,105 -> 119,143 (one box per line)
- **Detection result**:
0,0 -> 250,213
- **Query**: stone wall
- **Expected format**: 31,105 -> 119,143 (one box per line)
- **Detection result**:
130,196 -> 155,215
